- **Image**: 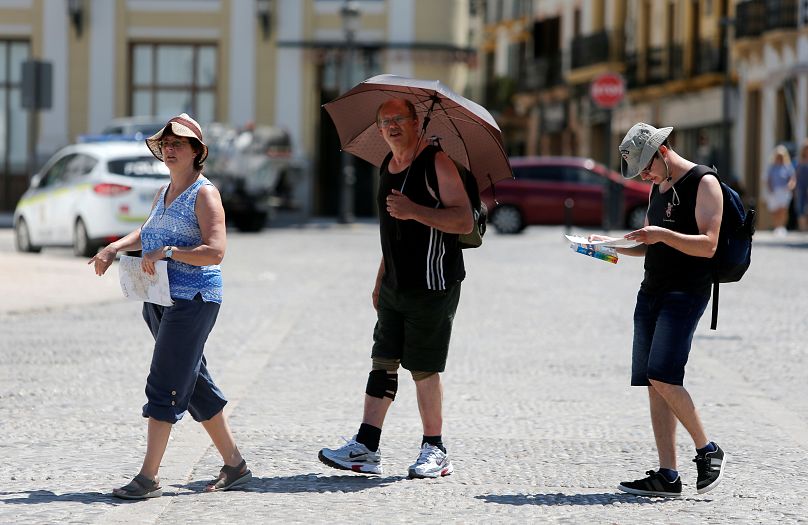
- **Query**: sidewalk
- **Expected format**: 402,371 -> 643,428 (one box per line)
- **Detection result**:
1,225 -> 807,523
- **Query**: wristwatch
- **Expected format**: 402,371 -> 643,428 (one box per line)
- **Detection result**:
163,246 -> 174,259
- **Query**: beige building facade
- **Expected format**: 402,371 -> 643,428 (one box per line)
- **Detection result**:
733,0 -> 808,228
0,0 -> 475,214
482,0 -> 808,229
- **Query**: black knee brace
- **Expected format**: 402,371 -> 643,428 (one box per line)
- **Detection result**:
365,369 -> 398,401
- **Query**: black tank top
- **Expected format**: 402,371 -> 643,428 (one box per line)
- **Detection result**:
378,145 -> 465,291
641,166 -> 712,295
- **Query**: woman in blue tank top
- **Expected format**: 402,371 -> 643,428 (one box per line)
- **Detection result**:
89,114 -> 251,499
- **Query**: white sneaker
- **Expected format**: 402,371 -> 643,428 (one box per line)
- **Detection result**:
408,443 -> 454,479
774,226 -> 788,237
318,437 -> 382,475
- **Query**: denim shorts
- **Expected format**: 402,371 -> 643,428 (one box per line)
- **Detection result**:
372,281 -> 461,373
141,293 -> 227,423
631,290 -> 709,386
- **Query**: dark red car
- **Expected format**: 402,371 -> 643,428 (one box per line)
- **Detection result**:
480,156 -> 650,234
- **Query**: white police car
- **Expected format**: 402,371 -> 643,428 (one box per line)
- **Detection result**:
13,140 -> 169,257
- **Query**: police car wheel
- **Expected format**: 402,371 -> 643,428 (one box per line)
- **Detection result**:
15,218 -> 41,253
73,218 -> 96,258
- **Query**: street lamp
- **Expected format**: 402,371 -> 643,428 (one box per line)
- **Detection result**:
67,0 -> 84,38
256,0 -> 273,40
338,1 -> 361,224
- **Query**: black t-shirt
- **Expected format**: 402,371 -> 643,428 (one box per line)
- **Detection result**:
377,145 -> 465,291
641,166 -> 713,296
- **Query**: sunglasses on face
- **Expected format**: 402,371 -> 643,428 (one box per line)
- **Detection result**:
160,139 -> 190,150
641,153 -> 658,173
378,116 -> 413,129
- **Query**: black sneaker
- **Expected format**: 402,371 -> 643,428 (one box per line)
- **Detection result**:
694,443 -> 726,494
618,470 -> 682,497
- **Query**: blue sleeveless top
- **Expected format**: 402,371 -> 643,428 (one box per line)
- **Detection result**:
141,176 -> 223,303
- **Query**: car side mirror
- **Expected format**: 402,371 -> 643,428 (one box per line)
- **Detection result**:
29,173 -> 43,189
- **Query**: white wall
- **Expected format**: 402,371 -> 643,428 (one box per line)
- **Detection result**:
228,0 -> 256,127
88,0 -> 116,133
275,0 -> 304,155
39,0 -> 69,153
386,0 -> 413,77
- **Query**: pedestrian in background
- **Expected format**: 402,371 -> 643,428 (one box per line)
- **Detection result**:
89,113 -> 251,499
318,98 -> 472,479
590,122 -> 727,498
766,144 -> 796,237
793,140 -> 808,231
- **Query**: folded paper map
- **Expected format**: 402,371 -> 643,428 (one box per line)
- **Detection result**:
564,234 -> 629,264
118,255 -> 173,306
564,234 -> 641,249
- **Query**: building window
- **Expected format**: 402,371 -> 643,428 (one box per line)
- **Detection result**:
129,43 -> 217,124
0,39 -> 30,209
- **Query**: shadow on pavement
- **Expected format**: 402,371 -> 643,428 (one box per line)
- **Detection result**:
185,473 -> 404,494
475,492 -> 711,506
753,238 -> 808,249
0,489 -> 125,506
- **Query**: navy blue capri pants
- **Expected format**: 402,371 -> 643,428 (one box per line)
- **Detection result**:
631,290 -> 709,386
141,293 -> 227,423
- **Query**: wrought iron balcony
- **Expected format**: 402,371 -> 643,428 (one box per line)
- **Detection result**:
692,39 -> 723,76
518,55 -> 563,91
766,0 -> 799,31
570,30 -> 623,69
624,45 -> 684,89
624,51 -> 638,89
646,47 -> 667,85
670,45 -> 685,80
736,0 -> 766,38
737,0 -> 801,38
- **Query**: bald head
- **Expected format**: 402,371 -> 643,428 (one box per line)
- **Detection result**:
376,99 -> 417,126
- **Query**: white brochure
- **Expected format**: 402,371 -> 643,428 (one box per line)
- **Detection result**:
118,255 -> 173,306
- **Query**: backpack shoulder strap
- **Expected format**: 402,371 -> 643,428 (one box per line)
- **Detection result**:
691,164 -> 717,177
681,165 -> 722,330
692,164 -> 722,330
689,164 -> 722,188
423,145 -> 442,203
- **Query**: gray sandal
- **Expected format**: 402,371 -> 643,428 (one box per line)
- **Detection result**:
205,459 -> 252,492
112,473 -> 163,500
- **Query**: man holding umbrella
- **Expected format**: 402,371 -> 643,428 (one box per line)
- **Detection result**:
318,97 -> 473,478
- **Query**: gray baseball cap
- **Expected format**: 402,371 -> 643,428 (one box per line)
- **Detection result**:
618,122 -> 673,178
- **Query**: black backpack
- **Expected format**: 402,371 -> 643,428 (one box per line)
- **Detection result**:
692,165 -> 756,329
424,147 -> 487,249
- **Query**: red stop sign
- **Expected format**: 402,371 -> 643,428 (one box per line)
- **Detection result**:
590,73 -> 625,109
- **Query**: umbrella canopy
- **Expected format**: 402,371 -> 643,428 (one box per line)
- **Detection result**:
323,74 -> 512,191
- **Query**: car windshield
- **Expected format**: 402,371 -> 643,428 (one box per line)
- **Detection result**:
131,124 -> 164,136
107,156 -> 170,178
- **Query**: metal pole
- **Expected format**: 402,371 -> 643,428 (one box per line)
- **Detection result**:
338,24 -> 356,223
27,109 -> 37,181
603,108 -> 613,231
720,16 -> 734,183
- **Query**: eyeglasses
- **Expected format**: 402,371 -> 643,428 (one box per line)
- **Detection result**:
641,153 -> 657,174
160,139 -> 189,150
378,116 -> 412,129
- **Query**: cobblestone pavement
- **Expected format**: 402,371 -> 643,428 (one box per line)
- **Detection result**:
1,224 -> 806,524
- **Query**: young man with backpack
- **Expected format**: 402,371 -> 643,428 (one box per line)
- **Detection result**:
591,122 -> 727,497
318,98 -> 472,478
